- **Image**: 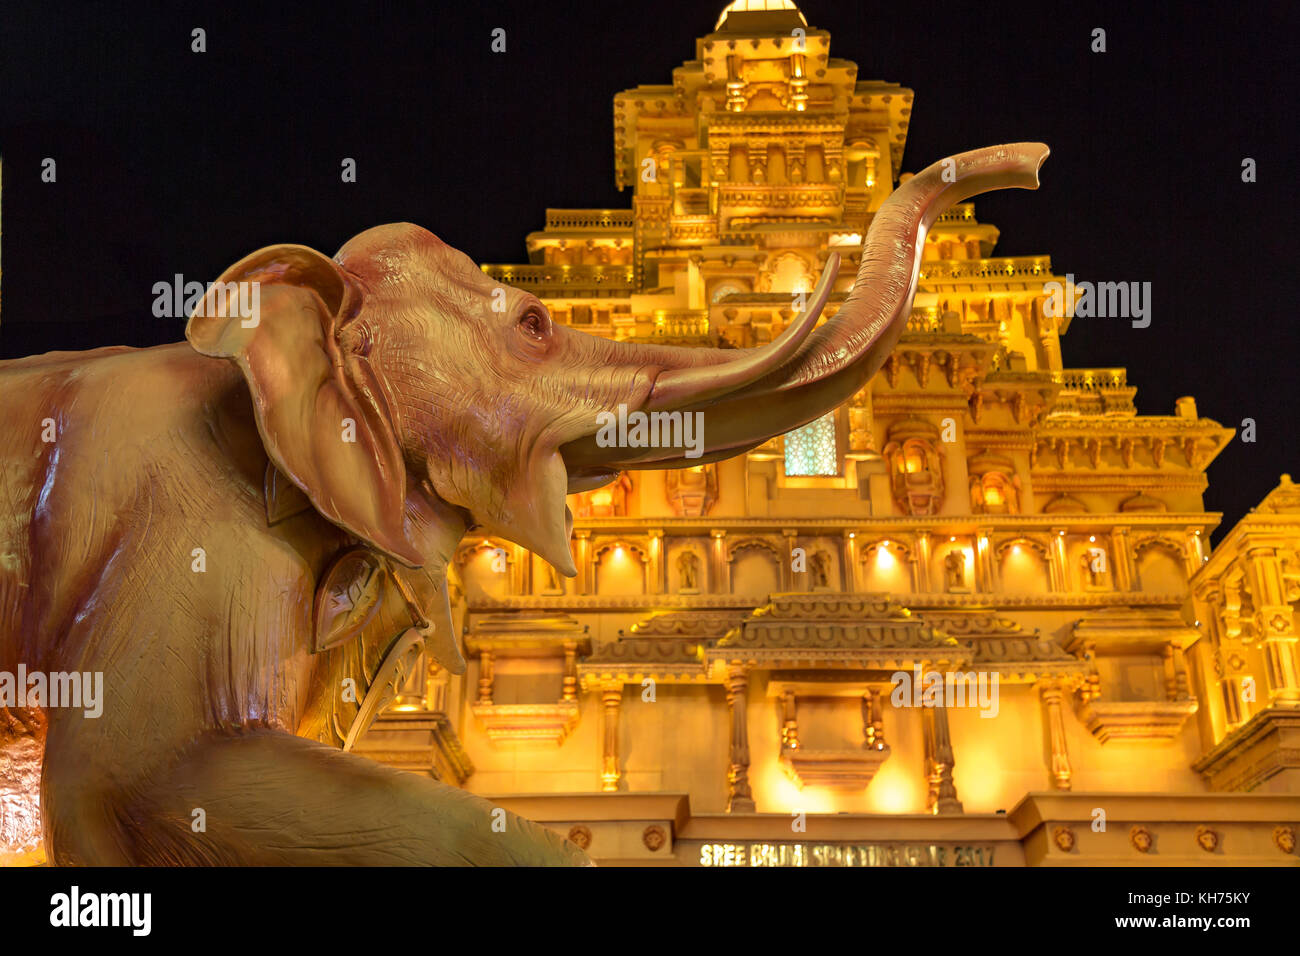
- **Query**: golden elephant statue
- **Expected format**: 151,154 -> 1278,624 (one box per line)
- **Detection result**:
0,144 -> 1046,864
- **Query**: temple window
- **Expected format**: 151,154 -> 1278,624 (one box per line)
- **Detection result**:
785,412 -> 838,476
968,452 -> 1022,515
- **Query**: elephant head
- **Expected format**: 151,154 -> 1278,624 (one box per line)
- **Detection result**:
186,143 -> 1047,669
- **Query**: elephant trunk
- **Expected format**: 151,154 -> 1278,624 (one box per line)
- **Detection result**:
560,143 -> 1048,473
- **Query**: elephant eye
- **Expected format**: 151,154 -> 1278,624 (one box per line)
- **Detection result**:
517,308 -> 551,343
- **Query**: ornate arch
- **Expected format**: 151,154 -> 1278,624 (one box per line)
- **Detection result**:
994,536 -> 1050,561
727,536 -> 783,563
859,538 -> 913,561
592,539 -> 649,564
1132,534 -> 1186,559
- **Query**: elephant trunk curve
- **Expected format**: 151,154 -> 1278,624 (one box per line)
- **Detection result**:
560,142 -> 1049,474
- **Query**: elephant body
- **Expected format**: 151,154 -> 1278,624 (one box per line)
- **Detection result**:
0,143 -> 1047,865
0,344 -> 585,864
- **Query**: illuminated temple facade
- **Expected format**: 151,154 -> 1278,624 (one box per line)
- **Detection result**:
358,1 -> 1300,865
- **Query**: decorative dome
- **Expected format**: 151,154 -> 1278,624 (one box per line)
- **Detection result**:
714,0 -> 807,31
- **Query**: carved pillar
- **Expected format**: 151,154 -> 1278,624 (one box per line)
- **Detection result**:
425,661 -> 449,714
780,690 -> 799,749
842,531 -> 858,591
724,670 -> 756,812
600,681 -> 623,792
975,527 -> 998,592
782,528 -> 800,590
862,688 -> 885,750
562,640 -> 579,703
915,532 -> 932,592
1038,680 -> 1072,790
477,650 -> 494,705
710,529 -> 730,594
513,543 -> 531,595
1111,526 -> 1135,592
648,528 -> 666,594
573,530 -> 592,595
1049,528 -> 1069,591
923,702 -> 963,814
1187,530 -> 1208,576
1245,547 -> 1300,703
1161,642 -> 1190,702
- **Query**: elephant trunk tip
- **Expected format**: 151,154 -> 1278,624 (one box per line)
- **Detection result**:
910,142 -> 1051,216
1023,141 -> 1050,188
986,141 -> 1050,192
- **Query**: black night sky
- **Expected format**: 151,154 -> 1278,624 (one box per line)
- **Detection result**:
0,0 -> 1296,540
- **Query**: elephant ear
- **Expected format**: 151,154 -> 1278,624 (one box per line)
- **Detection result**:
185,244 -> 423,566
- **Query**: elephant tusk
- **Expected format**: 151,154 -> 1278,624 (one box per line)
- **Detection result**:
644,252 -> 839,411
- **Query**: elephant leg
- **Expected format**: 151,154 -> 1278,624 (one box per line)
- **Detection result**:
106,728 -> 589,866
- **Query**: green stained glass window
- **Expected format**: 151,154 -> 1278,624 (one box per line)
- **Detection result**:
784,412 -> 837,476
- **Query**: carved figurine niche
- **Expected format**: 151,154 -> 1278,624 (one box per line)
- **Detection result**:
540,560 -> 564,595
943,549 -> 969,592
809,550 -> 833,590
676,550 -> 702,594
881,419 -> 945,516
1079,547 -> 1108,589
666,463 -> 718,517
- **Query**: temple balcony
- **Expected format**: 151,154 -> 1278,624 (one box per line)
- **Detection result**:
479,263 -> 636,297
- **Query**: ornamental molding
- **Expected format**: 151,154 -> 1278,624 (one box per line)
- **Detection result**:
1067,607 -> 1202,653
1031,474 -> 1209,493
467,590 -> 1190,613
971,637 -> 1077,665
579,644 -> 711,687
781,747 -> 891,791
709,594 -> 964,671
464,614 -> 591,655
563,513 -> 1222,531
470,702 -> 582,745
1074,699 -> 1199,744
915,611 -> 1035,638
1035,417 -> 1232,435
582,637 -> 704,667
1192,708 -> 1300,791
630,609 -> 751,638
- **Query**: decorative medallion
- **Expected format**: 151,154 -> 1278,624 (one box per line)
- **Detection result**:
1052,826 -> 1075,852
1130,825 -> 1153,853
1273,825 -> 1296,855
1194,826 -> 1219,853
567,825 -> 592,850
642,825 -> 667,852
